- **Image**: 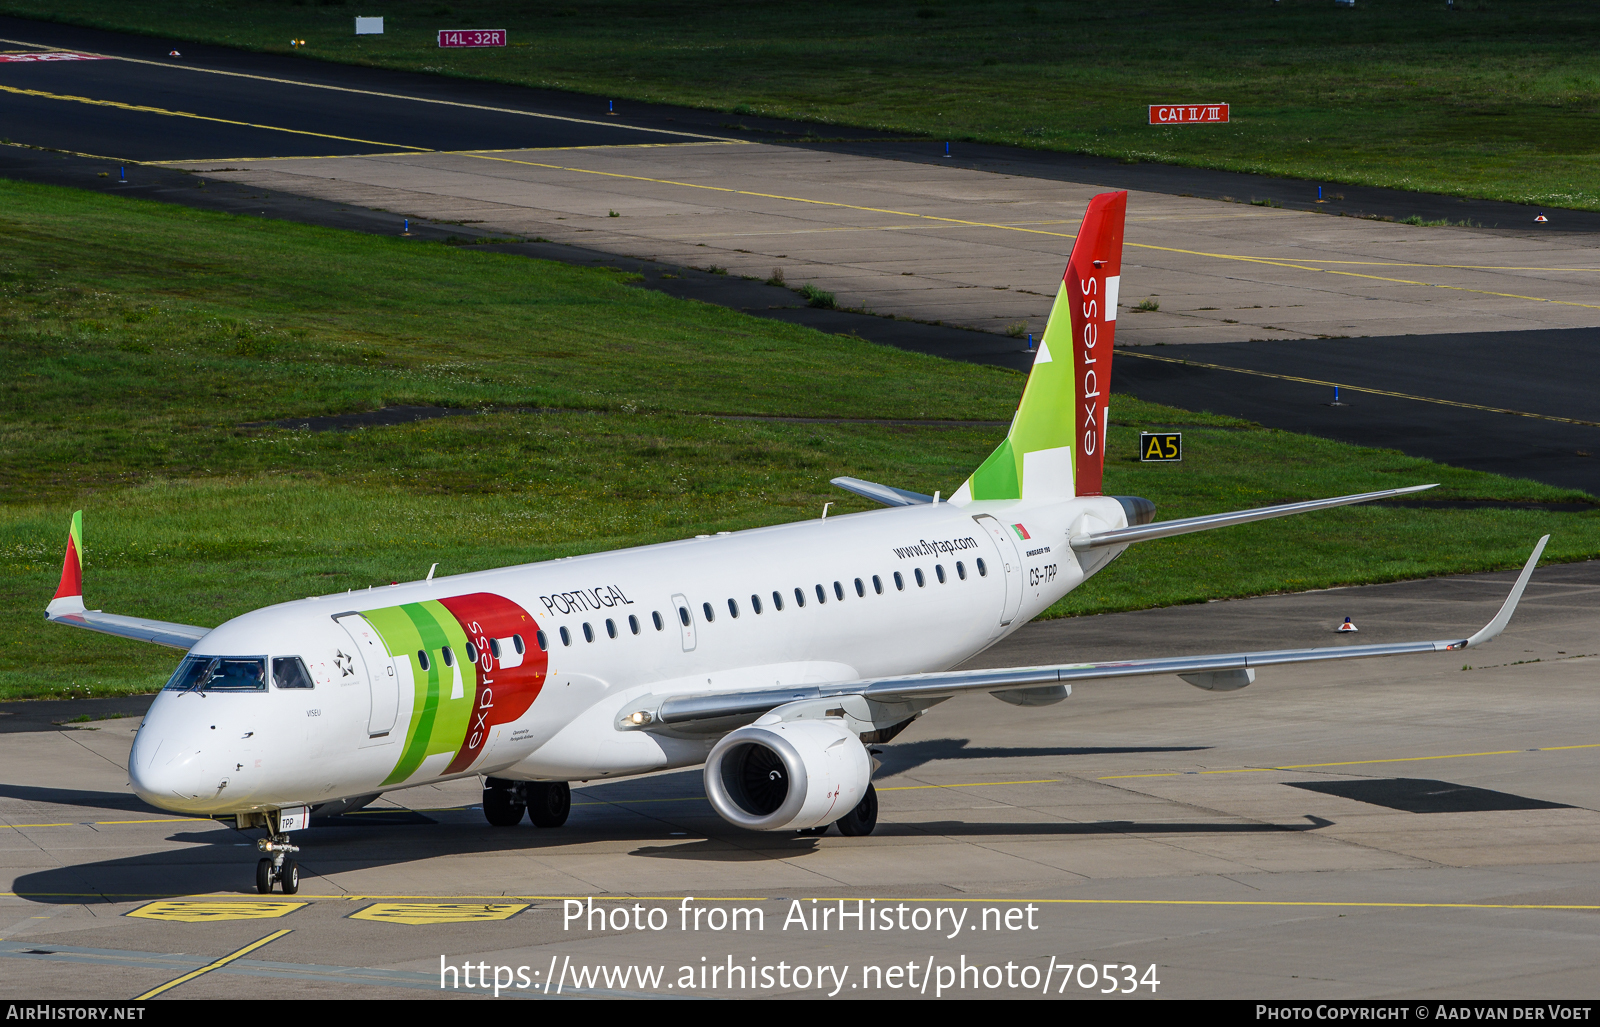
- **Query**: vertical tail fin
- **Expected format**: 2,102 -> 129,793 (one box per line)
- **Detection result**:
47,510 -> 85,616
953,191 -> 1126,503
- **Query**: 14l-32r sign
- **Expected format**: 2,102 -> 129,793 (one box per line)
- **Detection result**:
438,29 -> 506,47
1149,104 -> 1229,124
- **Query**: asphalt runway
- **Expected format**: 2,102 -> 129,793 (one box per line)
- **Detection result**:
3,561 -> 1598,998
0,30 -> 698,160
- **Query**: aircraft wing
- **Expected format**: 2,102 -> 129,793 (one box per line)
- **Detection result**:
1072,483 -> 1438,551
43,511 -> 210,650
625,535 -> 1548,731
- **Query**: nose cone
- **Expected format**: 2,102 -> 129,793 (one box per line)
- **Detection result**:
129,704 -> 232,814
130,732 -> 218,813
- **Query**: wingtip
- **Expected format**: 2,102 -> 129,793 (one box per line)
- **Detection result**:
51,509 -> 84,606
1463,535 -> 1549,649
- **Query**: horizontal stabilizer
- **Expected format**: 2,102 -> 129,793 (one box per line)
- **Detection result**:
1071,483 -> 1437,551
623,535 -> 1546,731
46,606 -> 209,650
830,476 -> 934,508
43,510 -> 208,649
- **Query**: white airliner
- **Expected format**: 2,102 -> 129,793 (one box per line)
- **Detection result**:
45,192 -> 1548,895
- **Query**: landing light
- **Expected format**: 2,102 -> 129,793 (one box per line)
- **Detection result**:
626,710 -> 653,726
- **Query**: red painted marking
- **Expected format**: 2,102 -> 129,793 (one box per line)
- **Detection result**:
437,29 -> 506,48
1148,103 -> 1230,125
53,534 -> 82,600
0,52 -> 110,63
435,593 -> 547,775
1064,191 -> 1126,498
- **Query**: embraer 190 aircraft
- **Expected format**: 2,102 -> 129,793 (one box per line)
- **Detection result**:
45,192 -> 1548,895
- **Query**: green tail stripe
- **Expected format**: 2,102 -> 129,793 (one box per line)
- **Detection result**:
962,278 -> 1077,501
967,436 -> 1019,502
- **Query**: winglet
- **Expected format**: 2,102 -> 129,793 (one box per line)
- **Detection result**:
46,510 -> 85,618
1459,535 -> 1549,650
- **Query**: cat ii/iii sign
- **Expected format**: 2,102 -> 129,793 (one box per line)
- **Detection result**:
1140,432 -> 1182,462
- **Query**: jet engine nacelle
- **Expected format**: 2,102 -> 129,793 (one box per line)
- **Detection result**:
704,718 -> 871,831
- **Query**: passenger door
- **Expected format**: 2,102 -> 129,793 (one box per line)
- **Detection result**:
334,612 -> 400,741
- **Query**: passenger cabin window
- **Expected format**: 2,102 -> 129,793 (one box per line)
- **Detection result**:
513,634 -> 525,655
751,594 -> 763,615
417,650 -> 431,672
957,561 -> 967,580
873,575 -> 884,594
629,615 -> 640,635
559,626 -> 571,646
440,646 -> 455,668
915,568 -> 926,587
772,591 -> 784,611
652,611 -> 664,631
490,638 -> 502,660
605,618 -> 617,639
678,607 -> 691,627
833,581 -> 845,601
893,571 -> 904,591
163,656 -> 267,692
466,641 -> 479,663
977,558 -> 988,577
936,564 -> 946,583
702,602 -> 716,623
536,630 -> 548,652
794,587 -> 806,608
728,598 -> 740,619
854,578 -> 865,597
814,584 -> 827,604
272,657 -> 314,690
583,622 -> 595,642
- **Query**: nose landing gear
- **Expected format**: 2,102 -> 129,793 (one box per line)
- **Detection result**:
237,807 -> 304,894
256,835 -> 300,894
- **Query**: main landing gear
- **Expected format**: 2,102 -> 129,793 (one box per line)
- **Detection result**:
796,783 -> 880,838
483,778 -> 571,829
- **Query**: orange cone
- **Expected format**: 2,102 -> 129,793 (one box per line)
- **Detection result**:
1337,617 -> 1358,633
1535,214 -> 1549,223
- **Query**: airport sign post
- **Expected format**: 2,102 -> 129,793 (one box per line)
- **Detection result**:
438,29 -> 506,48
1149,103 -> 1230,125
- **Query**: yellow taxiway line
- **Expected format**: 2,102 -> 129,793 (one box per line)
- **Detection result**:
9,894 -> 1600,913
133,928 -> 292,999
0,36 -> 726,142
0,82 -> 427,151
1118,349 -> 1600,430
1,746 -> 1590,832
460,152 -> 1600,311
1099,742 -> 1600,780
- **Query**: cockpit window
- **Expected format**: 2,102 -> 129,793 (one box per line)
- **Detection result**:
163,656 -> 267,692
272,657 -> 314,689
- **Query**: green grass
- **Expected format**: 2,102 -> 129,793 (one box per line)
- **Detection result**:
3,178 -> 1599,700
5,0 -> 1598,209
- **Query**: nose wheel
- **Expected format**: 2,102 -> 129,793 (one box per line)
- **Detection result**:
255,835 -> 300,894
